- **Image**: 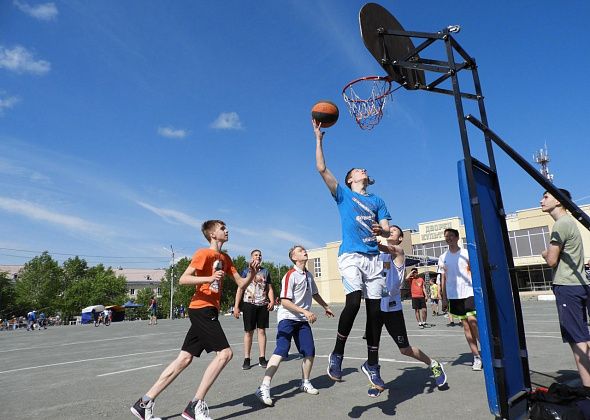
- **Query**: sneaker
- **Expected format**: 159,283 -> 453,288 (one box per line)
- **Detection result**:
242,358 -> 251,370
255,385 -> 273,406
367,386 -> 382,398
361,361 -> 385,391
131,398 -> 161,420
327,352 -> 343,381
259,357 -> 268,368
447,322 -> 455,327
182,400 -> 212,420
472,356 -> 482,371
419,323 -> 424,329
430,360 -> 447,388
299,381 -> 319,395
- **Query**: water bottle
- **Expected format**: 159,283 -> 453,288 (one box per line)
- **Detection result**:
211,259 -> 223,292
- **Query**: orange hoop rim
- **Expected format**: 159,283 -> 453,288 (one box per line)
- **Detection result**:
342,75 -> 392,102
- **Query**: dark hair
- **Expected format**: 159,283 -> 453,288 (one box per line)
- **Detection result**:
201,220 -> 225,242
544,189 -> 572,201
390,224 -> 403,238
250,249 -> 261,256
344,168 -> 356,189
288,245 -> 304,263
411,268 -> 418,273
444,228 -> 459,238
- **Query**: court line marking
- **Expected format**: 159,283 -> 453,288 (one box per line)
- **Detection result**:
97,364 -> 162,377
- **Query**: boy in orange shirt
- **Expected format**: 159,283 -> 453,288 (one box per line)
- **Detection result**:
408,268 -> 428,328
131,219 -> 259,420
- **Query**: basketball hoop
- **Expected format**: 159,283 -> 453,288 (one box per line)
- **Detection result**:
342,76 -> 393,130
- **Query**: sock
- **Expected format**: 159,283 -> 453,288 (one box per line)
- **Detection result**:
259,356 -> 266,363
142,395 -> 151,403
191,397 -> 202,403
334,332 -> 348,355
302,379 -> 311,385
367,345 -> 379,366
430,360 -> 438,367
261,379 -> 271,388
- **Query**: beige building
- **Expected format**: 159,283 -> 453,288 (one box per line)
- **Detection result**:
306,205 -> 590,304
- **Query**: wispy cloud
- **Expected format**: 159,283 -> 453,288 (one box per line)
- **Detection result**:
13,1 -> 58,21
0,159 -> 50,183
0,93 -> 20,115
137,201 -> 201,228
157,126 -> 188,139
210,112 -> 243,130
0,196 -> 104,234
0,45 -> 51,75
269,229 -> 320,249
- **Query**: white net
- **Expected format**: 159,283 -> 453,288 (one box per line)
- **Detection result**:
342,77 -> 392,130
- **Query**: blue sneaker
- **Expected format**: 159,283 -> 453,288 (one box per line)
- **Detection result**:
361,361 -> 385,391
431,359 -> 447,388
327,352 -> 343,381
367,386 -> 382,398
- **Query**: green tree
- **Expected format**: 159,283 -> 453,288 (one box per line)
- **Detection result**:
87,264 -> 128,305
14,252 -> 63,314
60,257 -> 90,321
0,271 -> 16,318
135,288 -> 153,319
160,257 -> 192,318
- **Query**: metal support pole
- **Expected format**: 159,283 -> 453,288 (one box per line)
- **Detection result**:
170,245 -> 175,320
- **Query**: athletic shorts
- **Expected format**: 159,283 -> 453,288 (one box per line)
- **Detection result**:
380,310 -> 410,349
181,307 -> 230,356
273,319 -> 315,358
337,252 -> 385,299
448,296 -> 476,319
411,297 -> 426,310
553,284 -> 590,344
242,302 -> 269,331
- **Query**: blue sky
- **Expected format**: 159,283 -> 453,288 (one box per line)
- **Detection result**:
1,0 -> 589,267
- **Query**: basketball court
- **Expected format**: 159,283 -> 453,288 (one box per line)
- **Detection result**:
0,301 -> 579,420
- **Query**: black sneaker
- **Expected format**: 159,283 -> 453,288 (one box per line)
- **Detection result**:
259,357 -> 268,368
130,398 -> 160,420
242,358 -> 251,370
182,400 -> 212,420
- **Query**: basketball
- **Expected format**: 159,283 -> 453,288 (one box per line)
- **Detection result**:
311,100 -> 339,128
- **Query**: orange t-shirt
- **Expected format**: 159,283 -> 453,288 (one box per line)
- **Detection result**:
410,276 -> 425,298
188,248 -> 238,310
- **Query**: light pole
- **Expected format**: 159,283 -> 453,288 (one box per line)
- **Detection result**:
170,245 -> 175,320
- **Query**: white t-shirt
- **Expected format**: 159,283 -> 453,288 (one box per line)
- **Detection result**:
277,266 -> 318,322
378,253 -> 404,312
437,248 -> 473,299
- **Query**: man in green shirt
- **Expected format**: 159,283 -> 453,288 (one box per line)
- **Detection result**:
541,189 -> 590,387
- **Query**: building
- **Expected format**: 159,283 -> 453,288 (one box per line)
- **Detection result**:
306,205 -> 590,304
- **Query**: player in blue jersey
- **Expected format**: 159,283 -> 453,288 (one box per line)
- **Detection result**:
313,120 -> 392,392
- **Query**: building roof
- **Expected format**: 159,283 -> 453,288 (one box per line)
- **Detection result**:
0,265 -> 166,284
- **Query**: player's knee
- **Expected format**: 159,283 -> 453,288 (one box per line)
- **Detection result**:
345,291 -> 362,311
218,347 -> 233,363
177,352 -> 193,369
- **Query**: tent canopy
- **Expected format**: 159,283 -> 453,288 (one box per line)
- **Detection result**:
81,304 -> 105,313
123,301 -> 143,308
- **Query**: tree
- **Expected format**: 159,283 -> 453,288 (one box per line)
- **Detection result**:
0,271 -> 16,319
160,257 -> 192,318
14,252 -> 62,314
87,264 -> 128,305
135,288 -> 153,319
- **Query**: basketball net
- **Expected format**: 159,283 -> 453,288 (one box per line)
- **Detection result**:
342,76 -> 393,130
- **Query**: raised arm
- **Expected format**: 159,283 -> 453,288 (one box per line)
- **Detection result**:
232,258 -> 261,289
179,265 -> 222,286
313,120 -> 338,195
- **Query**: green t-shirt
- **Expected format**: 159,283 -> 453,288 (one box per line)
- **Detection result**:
550,214 -> 588,286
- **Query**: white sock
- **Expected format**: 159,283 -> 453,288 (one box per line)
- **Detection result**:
261,380 -> 270,388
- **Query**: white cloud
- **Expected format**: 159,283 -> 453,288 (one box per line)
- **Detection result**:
137,201 -> 201,228
13,1 -> 58,21
0,45 -> 51,75
269,229 -> 320,249
0,93 -> 20,114
210,112 -> 243,130
0,159 -> 50,183
157,126 -> 188,139
0,196 -> 103,234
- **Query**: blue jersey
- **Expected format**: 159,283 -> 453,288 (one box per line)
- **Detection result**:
334,184 -> 391,256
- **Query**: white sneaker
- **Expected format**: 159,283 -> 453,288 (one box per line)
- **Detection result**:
299,381 -> 319,395
472,356 -> 482,371
255,385 -> 273,406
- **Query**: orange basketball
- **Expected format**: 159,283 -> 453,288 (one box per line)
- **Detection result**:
311,100 -> 339,128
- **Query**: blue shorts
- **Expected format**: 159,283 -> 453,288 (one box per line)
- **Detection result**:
553,284 -> 590,344
273,319 -> 315,358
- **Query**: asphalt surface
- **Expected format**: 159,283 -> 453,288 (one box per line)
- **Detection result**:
0,300 -> 579,420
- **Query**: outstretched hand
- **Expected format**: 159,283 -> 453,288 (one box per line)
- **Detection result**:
312,119 -> 324,142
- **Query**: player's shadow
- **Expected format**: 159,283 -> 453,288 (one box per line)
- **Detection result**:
348,366 -> 447,418
530,369 -> 581,388
449,352 -> 474,367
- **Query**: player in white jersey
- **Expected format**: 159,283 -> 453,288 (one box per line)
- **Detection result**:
254,245 -> 334,407
368,225 -> 447,396
438,228 -> 481,370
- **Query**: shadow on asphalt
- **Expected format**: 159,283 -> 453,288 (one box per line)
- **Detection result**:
347,365 -> 448,418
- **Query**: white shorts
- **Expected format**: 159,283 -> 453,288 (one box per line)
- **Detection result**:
338,253 -> 386,299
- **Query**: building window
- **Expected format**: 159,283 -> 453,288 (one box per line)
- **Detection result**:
129,288 -> 135,295
312,258 -> 321,278
412,240 -> 448,258
508,226 -> 550,257
513,264 -> 553,291
157,287 -> 161,296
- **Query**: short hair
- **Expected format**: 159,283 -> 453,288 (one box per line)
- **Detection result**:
201,219 -> 225,242
390,224 -> 403,238
344,168 -> 356,189
288,245 -> 304,263
250,249 -> 262,256
444,228 -> 459,238
410,267 -> 418,273
544,189 -> 572,201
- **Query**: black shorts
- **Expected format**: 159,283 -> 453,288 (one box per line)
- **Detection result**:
448,296 -> 476,319
411,297 -> 426,310
553,284 -> 590,343
431,299 -> 439,304
242,302 -> 269,331
181,307 -> 230,357
380,310 -> 410,349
